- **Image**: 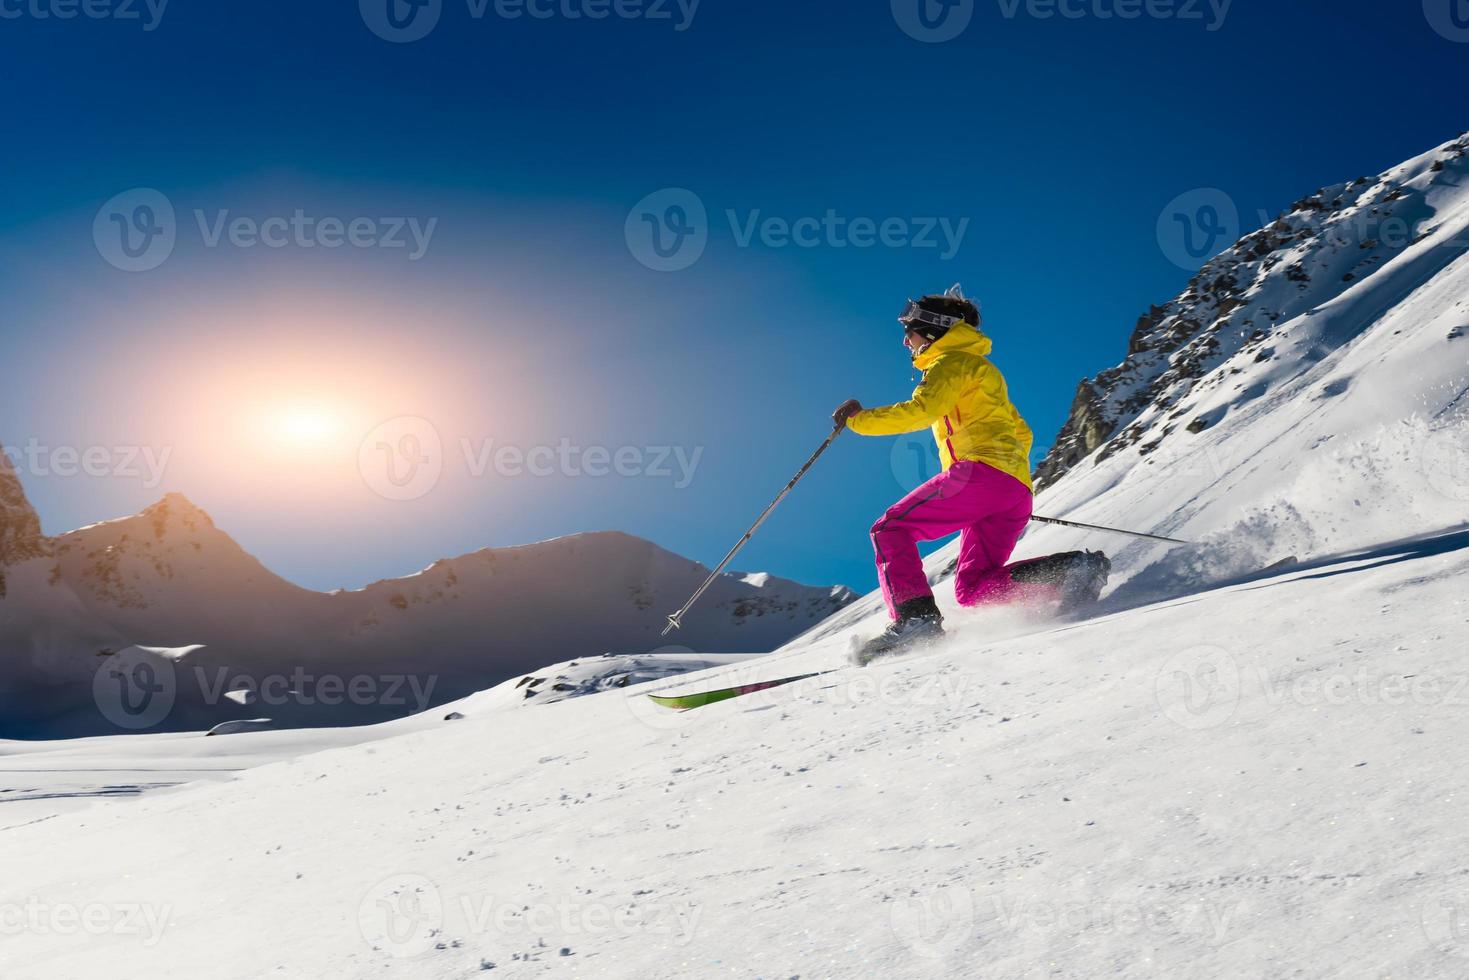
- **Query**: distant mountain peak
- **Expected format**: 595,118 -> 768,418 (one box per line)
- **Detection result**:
140,492 -> 216,536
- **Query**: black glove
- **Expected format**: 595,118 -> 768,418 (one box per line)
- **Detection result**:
832,399 -> 863,426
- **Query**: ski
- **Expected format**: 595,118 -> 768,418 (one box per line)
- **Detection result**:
646,670 -> 836,711
1260,555 -> 1299,574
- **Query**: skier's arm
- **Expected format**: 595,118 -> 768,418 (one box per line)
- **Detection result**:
846,355 -> 966,436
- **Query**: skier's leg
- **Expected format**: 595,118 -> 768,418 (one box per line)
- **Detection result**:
871,461 -> 988,619
953,469 -> 1036,607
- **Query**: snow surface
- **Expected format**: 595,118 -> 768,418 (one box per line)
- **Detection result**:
2,135 -> 1468,978
3,530 -> 1468,978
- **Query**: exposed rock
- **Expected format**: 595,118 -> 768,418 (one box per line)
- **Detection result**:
1033,381 -> 1110,489
0,449 -> 52,597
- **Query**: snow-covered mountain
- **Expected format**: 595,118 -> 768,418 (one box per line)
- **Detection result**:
2,477 -> 854,736
1012,131 -> 1469,599
1038,132 -> 1468,486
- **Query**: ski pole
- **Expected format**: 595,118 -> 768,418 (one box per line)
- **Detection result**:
1029,514 -> 1189,545
662,425 -> 845,636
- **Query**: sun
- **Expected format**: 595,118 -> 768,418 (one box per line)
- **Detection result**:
270,405 -> 345,446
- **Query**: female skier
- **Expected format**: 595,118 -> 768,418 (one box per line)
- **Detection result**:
833,286 -> 1110,661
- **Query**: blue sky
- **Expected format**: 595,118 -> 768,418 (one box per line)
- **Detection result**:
1,0 -> 1466,595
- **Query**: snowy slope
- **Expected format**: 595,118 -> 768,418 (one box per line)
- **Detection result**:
2,529 -> 1467,978
0,650 -> 754,832
3,478 -> 853,736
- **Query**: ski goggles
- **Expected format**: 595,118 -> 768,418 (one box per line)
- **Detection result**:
897,299 -> 961,332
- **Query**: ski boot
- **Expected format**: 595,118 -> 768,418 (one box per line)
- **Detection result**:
850,596 -> 945,666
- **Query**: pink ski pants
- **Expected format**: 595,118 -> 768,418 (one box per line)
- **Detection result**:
871,459 -> 1044,619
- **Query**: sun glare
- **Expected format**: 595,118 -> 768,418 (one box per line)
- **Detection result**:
272,405 -> 344,445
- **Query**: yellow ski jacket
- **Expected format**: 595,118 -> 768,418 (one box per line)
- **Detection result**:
846,321 -> 1035,490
